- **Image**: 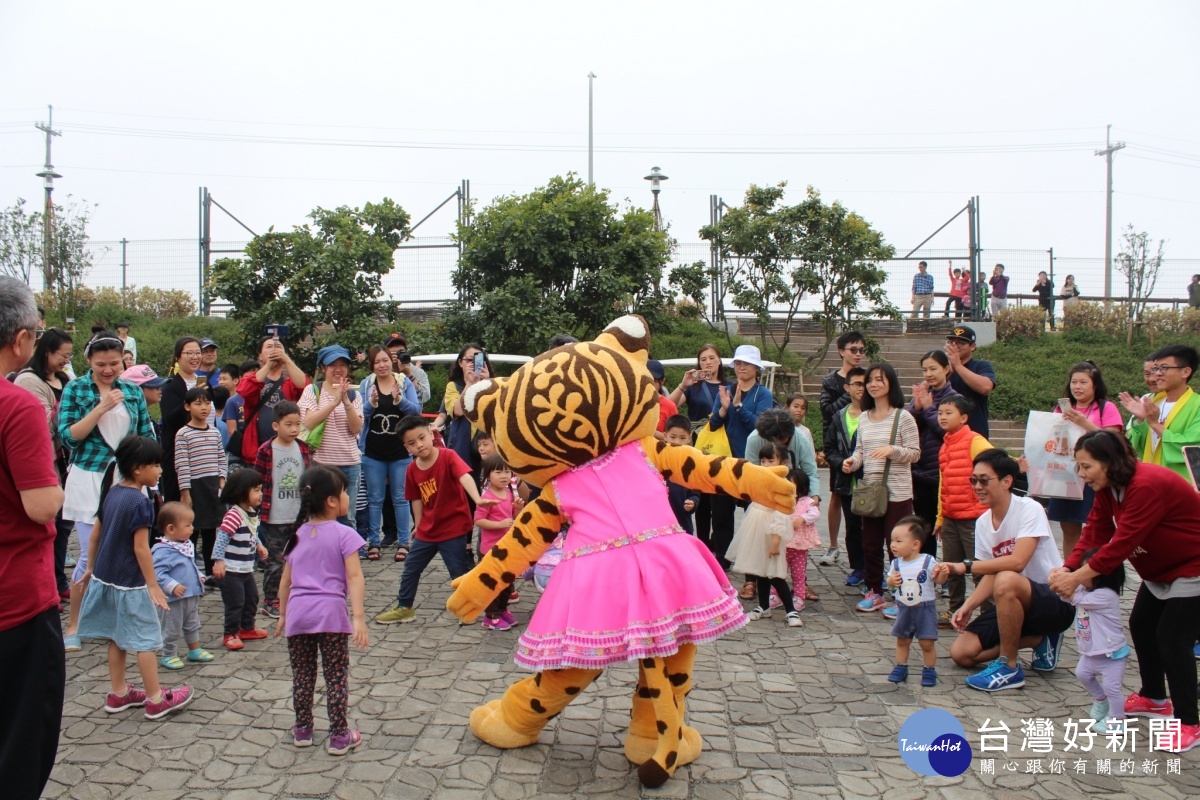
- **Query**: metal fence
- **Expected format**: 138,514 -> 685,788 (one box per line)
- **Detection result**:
62,236 -> 1200,318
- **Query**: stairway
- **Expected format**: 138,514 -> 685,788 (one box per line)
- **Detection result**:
743,323 -> 1028,454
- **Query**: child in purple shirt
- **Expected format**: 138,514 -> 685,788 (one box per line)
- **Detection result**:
277,466 -> 368,756
1071,549 -> 1128,733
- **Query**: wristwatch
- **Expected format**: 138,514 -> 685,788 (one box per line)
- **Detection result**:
962,559 -> 974,576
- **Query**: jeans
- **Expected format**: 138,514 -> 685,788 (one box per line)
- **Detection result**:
0,608 -> 64,800
361,454 -> 412,549
990,297 -> 1007,317
218,571 -> 259,635
325,463 -> 361,527
396,533 -> 472,609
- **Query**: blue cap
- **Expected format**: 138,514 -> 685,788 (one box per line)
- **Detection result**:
316,344 -> 352,367
646,360 -> 665,380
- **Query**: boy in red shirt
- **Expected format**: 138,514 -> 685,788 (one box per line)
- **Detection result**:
375,416 -> 494,624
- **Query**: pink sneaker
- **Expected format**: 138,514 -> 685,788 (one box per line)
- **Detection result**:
1124,693 -> 1173,719
1169,723 -> 1200,753
768,593 -> 783,610
482,614 -> 513,631
499,610 -> 517,626
145,685 -> 195,720
327,729 -> 361,755
104,686 -> 148,713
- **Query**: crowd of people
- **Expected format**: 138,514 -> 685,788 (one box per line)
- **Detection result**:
4,271 -> 1200,798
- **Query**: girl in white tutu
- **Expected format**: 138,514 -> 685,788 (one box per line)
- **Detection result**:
77,435 -> 196,719
726,442 -> 802,628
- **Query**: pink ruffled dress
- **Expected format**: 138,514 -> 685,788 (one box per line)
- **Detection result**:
514,441 -> 747,671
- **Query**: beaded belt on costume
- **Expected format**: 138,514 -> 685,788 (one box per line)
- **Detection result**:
560,524 -> 685,561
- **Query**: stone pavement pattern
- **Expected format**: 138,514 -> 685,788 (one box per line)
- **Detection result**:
49,517 -> 1200,800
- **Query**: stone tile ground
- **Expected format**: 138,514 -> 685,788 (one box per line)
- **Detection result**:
48,515 -> 1199,799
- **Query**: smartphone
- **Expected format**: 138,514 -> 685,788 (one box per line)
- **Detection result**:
264,323 -> 290,340
1058,398 -> 1072,413
473,352 -> 485,373
1184,446 -> 1200,492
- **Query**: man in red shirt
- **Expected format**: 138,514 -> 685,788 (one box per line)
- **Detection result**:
0,276 -> 66,799
375,416 -> 494,624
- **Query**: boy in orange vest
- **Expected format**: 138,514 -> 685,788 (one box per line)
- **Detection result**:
935,395 -> 994,628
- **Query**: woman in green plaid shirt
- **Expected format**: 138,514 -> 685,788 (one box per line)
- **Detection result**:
58,331 -> 153,651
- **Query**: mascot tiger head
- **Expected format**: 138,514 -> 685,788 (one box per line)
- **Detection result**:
462,315 -> 659,488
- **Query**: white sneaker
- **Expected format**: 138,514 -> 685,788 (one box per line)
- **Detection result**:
748,606 -> 770,621
817,547 -> 840,566
786,611 -> 803,628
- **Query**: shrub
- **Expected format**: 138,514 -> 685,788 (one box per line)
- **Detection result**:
39,285 -> 196,320
1143,307 -> 1184,343
1183,308 -> 1200,335
995,306 -> 1046,341
1061,300 -> 1130,337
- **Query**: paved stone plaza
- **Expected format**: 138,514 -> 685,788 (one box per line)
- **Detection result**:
49,516 -> 1199,800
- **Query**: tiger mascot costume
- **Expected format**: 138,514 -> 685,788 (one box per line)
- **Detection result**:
447,315 -> 795,787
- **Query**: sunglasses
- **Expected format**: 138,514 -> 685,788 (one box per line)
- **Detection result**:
968,476 -> 995,486
845,347 -> 867,355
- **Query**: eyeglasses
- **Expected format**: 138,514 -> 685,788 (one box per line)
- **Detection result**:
846,347 -> 867,355
848,381 -> 866,388
968,476 -> 994,486
1149,365 -> 1185,374
180,350 -> 202,357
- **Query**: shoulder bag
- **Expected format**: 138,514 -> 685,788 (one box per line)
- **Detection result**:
851,410 -> 901,518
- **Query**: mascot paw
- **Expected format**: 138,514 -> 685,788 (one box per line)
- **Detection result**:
624,725 -> 702,766
446,574 -> 493,623
470,700 -> 540,749
759,464 -> 797,513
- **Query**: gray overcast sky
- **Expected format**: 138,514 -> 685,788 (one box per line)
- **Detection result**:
3,1 -> 1198,276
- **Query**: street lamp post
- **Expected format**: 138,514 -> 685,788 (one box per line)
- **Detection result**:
587,72 -> 597,186
644,166 -> 668,229
35,105 -> 62,290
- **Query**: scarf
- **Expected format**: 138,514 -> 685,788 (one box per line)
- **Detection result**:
163,538 -> 205,582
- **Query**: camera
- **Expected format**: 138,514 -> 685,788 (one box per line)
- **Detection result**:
393,349 -> 412,365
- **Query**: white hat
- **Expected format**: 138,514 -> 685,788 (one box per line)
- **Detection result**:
731,344 -> 765,370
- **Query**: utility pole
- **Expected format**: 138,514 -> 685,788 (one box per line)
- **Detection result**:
587,72 -> 596,186
35,105 -> 62,290
1096,124 -> 1126,300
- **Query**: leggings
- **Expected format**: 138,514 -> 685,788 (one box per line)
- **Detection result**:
758,577 -> 794,613
785,549 -> 808,602
288,633 -> 350,735
1128,584 -> 1200,726
1076,654 -> 1127,720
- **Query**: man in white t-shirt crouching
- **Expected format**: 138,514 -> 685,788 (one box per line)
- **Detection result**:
933,449 -> 1076,691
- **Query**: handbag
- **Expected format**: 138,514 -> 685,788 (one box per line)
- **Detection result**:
695,421 -> 732,457
850,410 -> 901,518
298,383 -> 327,450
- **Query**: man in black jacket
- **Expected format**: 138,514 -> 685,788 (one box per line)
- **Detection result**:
824,367 -> 867,584
817,331 -> 866,566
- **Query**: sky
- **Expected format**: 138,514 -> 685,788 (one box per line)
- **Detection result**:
2,1 -> 1198,302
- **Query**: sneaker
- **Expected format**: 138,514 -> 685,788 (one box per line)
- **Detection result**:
327,729 -> 362,756
261,600 -> 281,619
375,605 -> 417,624
499,610 -> 517,626
237,627 -> 269,641
482,614 -> 513,631
1124,692 -> 1173,719
921,667 -> 937,687
1030,632 -> 1061,671
937,611 -> 954,629
1194,642 -> 1200,659
817,546 -> 840,566
64,633 -> 81,652
381,534 -> 398,548
509,590 -> 520,603
1089,700 -> 1110,722
223,634 -> 244,651
785,611 -> 803,628
792,596 -> 805,612
855,591 -> 885,613
104,686 -> 148,713
768,593 -> 783,610
144,685 -> 194,720
844,569 -> 864,587
888,664 -> 909,683
965,657 -> 1025,692
293,726 -> 314,747
882,604 -> 898,621
1167,723 -> 1200,753
64,553 -> 77,568
747,606 -> 770,621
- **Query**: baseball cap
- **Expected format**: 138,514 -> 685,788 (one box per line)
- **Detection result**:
121,364 -> 168,389
646,360 -> 665,381
199,337 -> 218,350
382,333 -> 407,349
947,326 -> 977,345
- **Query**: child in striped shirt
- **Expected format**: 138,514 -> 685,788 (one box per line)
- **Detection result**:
175,387 -> 228,578
214,469 -> 269,650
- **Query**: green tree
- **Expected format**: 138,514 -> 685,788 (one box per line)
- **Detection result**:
690,183 -> 895,369
446,174 -> 673,354
1116,224 -> 1165,323
0,196 -> 102,319
209,199 -> 411,368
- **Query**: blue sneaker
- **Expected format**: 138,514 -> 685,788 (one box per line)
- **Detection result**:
844,570 -> 864,587
856,590 -> 886,613
965,657 -> 1025,692
882,604 -> 898,621
887,664 -> 909,682
1031,632 -> 1061,672
1193,642 -> 1200,659
921,667 -> 937,687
